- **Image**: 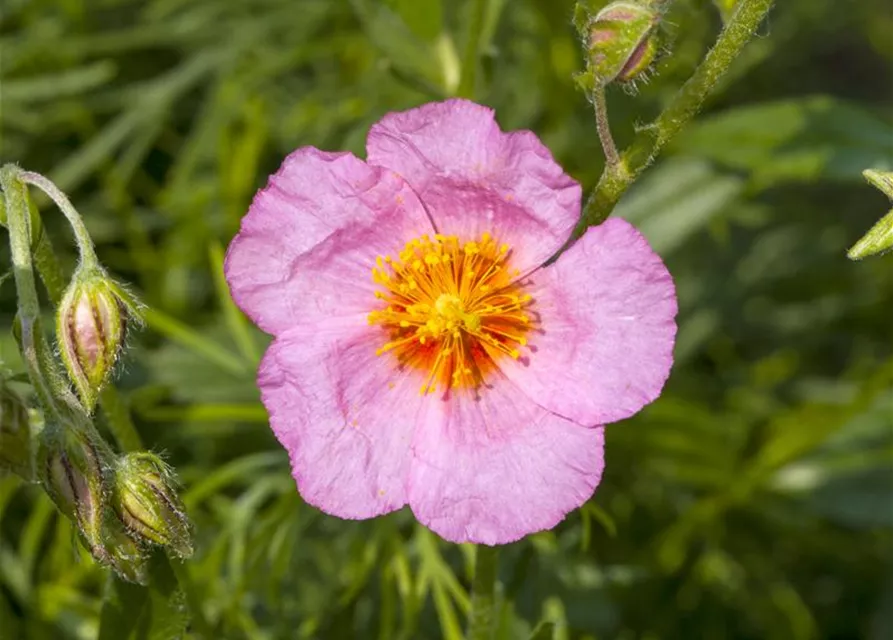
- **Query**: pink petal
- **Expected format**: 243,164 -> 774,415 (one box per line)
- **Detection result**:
225,147 -> 433,336
366,99 -> 581,273
259,318 -> 426,518
501,218 -> 677,426
408,375 -> 605,544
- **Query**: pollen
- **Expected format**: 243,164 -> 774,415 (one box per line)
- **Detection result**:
368,232 -> 534,395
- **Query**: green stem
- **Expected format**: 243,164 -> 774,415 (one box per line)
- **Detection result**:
0,166 -> 65,418
467,544 -> 500,640
97,386 -> 143,453
168,558 -> 215,638
18,170 -> 100,269
580,0 -> 775,229
593,86 -> 620,167
457,0 -> 486,98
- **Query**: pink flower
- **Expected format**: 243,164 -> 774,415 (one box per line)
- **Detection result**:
225,99 -> 677,545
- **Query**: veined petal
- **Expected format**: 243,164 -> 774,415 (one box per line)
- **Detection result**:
501,218 -> 677,426
408,375 -> 605,544
259,318 -> 426,518
367,99 -> 581,273
225,148 -> 433,336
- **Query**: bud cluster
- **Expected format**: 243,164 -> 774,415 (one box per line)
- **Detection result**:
37,414 -> 192,584
3,166 -> 191,586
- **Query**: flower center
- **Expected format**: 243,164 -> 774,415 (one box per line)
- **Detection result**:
368,232 -> 534,395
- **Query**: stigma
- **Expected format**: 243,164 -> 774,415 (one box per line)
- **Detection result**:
368,232 -> 533,395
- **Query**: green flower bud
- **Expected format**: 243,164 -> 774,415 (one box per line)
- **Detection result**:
848,169 -> 893,260
38,422 -> 106,548
0,383 -> 32,479
57,268 -> 134,412
113,452 -> 193,558
584,1 -> 660,86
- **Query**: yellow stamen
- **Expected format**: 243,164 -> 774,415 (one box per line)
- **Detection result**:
368,232 -> 535,394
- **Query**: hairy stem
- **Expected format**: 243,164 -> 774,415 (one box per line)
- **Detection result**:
467,544 -> 500,640
593,86 -> 620,167
18,170 -> 100,269
580,0 -> 775,229
0,166 -> 65,418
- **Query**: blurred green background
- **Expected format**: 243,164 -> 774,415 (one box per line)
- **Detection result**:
1,0 -> 892,638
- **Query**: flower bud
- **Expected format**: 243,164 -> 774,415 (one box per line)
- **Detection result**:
0,383 -> 32,479
57,268 -> 133,412
579,1 -> 660,87
38,423 -> 106,548
848,169 -> 893,260
113,452 -> 193,558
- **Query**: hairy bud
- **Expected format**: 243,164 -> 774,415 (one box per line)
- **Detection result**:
38,418 -> 153,583
38,422 -> 106,548
575,0 -> 661,89
57,268 -> 135,412
848,169 -> 893,260
113,452 -> 193,558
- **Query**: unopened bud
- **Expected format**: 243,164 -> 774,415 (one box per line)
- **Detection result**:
848,169 -> 893,260
579,1 -> 660,87
113,452 -> 193,558
57,268 -> 134,412
0,384 -> 32,479
38,423 -> 106,548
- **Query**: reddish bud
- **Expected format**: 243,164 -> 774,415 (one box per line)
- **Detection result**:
577,1 -> 661,87
38,422 -> 106,547
57,269 -> 134,412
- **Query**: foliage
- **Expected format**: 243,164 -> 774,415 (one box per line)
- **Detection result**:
1,0 -> 892,638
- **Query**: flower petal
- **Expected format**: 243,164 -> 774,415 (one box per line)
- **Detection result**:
366,99 -> 581,273
225,147 -> 433,336
259,318 -> 427,518
501,218 -> 677,426
408,376 -> 605,544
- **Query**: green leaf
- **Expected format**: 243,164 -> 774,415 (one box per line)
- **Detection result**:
98,553 -> 190,640
99,573 -> 149,640
528,621 -> 556,640
386,0 -> 443,41
2,62 -> 117,102
674,96 -> 893,188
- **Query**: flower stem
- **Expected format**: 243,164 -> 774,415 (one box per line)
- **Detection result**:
593,86 -> 620,167
18,170 -> 100,269
580,0 -> 776,229
0,165 -> 66,418
467,544 -> 500,640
